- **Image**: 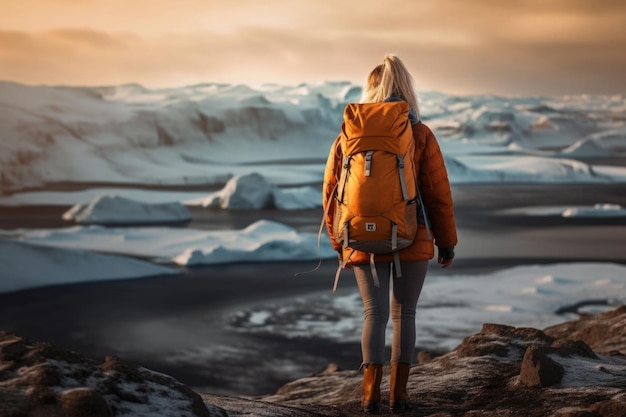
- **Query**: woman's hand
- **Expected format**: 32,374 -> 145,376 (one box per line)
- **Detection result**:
437,247 -> 455,269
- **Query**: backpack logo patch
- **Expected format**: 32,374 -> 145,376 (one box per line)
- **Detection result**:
365,223 -> 376,232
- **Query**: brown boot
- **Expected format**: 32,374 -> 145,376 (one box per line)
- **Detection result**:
361,363 -> 383,413
389,362 -> 411,413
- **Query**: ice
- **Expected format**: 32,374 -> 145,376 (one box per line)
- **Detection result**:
508,204 -> 626,218
1,80 -> 625,350
0,240 -> 180,294
180,172 -> 320,211
226,262 -> 626,353
62,195 -> 191,224
1,81 -> 625,196
0,219 -> 336,292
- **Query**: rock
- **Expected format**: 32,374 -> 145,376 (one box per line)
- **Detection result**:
2,307 -> 626,417
317,362 -> 341,376
0,333 -> 220,417
58,388 -> 113,417
0,335 -> 27,361
519,344 -> 565,387
261,306 -> 626,417
520,339 -> 600,387
591,393 -> 626,417
455,323 -> 554,358
544,305 -> 626,355
551,338 -> 598,359
417,350 -> 435,363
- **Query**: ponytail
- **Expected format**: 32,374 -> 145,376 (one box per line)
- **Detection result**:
360,55 -> 420,120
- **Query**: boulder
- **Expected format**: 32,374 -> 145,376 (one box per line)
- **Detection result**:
2,306 -> 625,417
261,306 -> 626,417
0,331 -> 221,417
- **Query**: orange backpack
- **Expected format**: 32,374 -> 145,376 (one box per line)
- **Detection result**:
331,101 -> 420,289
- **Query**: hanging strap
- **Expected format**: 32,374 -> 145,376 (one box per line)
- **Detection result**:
391,222 -> 402,277
294,182 -> 338,277
369,253 -> 380,288
364,151 -> 374,177
333,262 -> 344,293
393,252 -> 402,277
332,249 -> 354,293
416,187 -> 432,240
397,155 -> 409,201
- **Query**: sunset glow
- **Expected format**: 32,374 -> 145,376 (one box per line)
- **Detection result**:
1,0 -> 625,95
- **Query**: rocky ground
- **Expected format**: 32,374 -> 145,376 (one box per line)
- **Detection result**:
1,306 -> 625,417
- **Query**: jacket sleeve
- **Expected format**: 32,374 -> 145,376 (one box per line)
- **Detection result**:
323,136 -> 343,252
417,126 -> 458,249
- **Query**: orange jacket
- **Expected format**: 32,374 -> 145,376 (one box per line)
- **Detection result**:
323,122 -> 457,265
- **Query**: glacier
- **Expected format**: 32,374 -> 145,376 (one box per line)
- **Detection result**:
1,80 -> 626,194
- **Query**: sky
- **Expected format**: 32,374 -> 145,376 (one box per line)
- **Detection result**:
1,0 -> 625,96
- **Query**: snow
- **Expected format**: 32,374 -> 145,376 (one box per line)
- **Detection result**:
172,220 -> 333,265
184,172 -> 322,210
0,220 -> 335,283
0,188 -> 212,207
0,239 -> 180,294
273,186 -> 321,210
446,155 -> 621,184
1,81 -> 626,196
34,359 -> 227,417
506,204 -> 626,218
1,80 -> 625,356
62,195 -> 191,224
562,204 -> 625,217
560,136 -> 620,158
227,262 -> 626,353
0,180 -> 322,211
192,173 -> 275,209
553,354 -> 626,388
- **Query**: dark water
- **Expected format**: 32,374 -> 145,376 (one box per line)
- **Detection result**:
0,183 -> 625,395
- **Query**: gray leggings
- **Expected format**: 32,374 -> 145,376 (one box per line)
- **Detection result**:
353,260 -> 428,365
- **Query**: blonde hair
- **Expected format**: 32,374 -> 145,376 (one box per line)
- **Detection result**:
360,55 -> 420,120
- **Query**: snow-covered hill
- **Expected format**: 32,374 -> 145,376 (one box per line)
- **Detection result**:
1,80 -> 625,193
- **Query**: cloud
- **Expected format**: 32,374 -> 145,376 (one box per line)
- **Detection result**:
1,0 -> 625,94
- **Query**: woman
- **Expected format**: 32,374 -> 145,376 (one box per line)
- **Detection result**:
322,55 -> 457,413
